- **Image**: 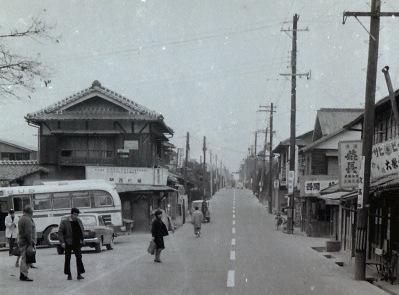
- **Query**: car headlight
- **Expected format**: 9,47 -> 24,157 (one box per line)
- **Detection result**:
83,230 -> 96,239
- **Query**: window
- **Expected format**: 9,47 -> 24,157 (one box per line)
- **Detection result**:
93,190 -> 113,207
72,191 -> 91,208
1,152 -> 30,160
53,192 -> 71,209
80,215 -> 97,227
33,193 -> 51,210
60,150 -> 72,157
13,195 -> 31,212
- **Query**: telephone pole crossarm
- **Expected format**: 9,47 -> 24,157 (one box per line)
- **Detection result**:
343,11 -> 399,24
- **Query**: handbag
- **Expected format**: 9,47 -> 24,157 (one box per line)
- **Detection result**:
26,245 -> 36,264
147,240 -> 156,255
11,245 -> 20,256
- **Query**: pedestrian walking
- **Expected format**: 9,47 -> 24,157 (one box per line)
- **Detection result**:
29,213 -> 38,269
151,210 -> 168,263
5,209 -> 20,267
191,206 -> 204,237
58,208 -> 85,280
17,205 -> 35,282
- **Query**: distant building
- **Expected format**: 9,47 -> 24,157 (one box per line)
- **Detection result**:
0,139 -> 37,161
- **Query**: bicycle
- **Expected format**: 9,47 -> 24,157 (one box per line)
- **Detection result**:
381,250 -> 398,284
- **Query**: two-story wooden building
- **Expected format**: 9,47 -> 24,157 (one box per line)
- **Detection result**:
344,89 -> 399,268
297,108 -> 363,237
25,80 -> 176,231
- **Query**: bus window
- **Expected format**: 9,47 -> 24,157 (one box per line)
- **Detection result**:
72,191 -> 91,208
33,193 -> 52,210
53,192 -> 71,209
13,195 -> 32,212
93,190 -> 113,207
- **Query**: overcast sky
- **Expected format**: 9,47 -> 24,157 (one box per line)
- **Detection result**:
1,0 -> 399,171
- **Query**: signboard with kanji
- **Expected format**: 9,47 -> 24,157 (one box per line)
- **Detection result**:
371,137 -> 399,179
304,179 -> 337,195
338,140 -> 362,190
357,156 -> 365,209
287,171 -> 295,194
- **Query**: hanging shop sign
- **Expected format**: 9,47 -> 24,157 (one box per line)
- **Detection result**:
371,137 -> 399,179
338,140 -> 362,190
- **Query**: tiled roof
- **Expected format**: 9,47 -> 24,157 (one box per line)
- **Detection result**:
0,139 -> 37,152
273,131 -> 313,153
316,108 -> 363,137
25,80 -> 163,122
0,160 -> 48,181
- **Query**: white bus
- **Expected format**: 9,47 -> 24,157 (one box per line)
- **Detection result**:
0,180 -> 125,245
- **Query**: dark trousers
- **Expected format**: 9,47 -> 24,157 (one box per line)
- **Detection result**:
8,238 -> 16,255
64,245 -> 85,275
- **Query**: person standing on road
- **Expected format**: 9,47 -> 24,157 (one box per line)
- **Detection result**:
191,206 -> 204,238
58,208 -> 85,280
5,209 -> 20,267
151,210 -> 168,263
17,205 -> 34,282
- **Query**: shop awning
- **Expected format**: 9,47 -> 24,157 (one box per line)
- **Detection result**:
317,191 -> 348,205
116,184 -> 176,193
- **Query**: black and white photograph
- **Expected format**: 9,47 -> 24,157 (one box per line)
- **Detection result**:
0,1 -> 399,294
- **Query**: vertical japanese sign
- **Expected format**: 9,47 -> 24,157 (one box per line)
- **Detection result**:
177,148 -> 185,168
358,156 -> 365,209
371,137 -> 399,179
288,171 -> 295,194
338,141 -> 362,190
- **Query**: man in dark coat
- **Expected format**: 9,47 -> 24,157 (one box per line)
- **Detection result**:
18,205 -> 34,282
151,210 -> 168,263
58,208 -> 85,280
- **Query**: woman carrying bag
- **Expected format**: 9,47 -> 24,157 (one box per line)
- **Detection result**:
151,210 -> 169,263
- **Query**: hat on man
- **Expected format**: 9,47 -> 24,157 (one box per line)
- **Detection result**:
8,209 -> 14,214
154,210 -> 163,216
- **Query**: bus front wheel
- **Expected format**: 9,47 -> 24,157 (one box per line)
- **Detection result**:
43,226 -> 58,246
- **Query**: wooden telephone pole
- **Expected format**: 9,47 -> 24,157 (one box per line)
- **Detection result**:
268,103 -> 275,214
203,136 -> 207,200
343,0 -> 399,280
280,14 -> 309,234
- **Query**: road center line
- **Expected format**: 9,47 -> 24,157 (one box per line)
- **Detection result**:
227,270 -> 235,287
230,250 -> 236,260
232,227 -> 236,234
233,214 -> 235,219
232,220 -> 235,225
231,238 -> 236,246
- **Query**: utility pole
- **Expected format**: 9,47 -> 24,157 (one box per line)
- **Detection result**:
203,136 -> 207,200
268,103 -> 275,214
279,14 -> 309,234
210,150 -> 213,197
184,132 -> 190,193
253,131 -> 258,192
343,0 -> 399,281
260,127 -> 268,204
215,154 -> 218,193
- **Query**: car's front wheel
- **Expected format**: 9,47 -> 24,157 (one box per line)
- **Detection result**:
56,245 -> 64,255
106,238 -> 114,250
95,238 -> 103,253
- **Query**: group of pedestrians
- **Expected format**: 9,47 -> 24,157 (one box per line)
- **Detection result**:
150,200 -> 209,263
5,205 -> 85,282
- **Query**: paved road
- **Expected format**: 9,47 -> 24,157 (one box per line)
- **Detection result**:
0,188 -> 388,295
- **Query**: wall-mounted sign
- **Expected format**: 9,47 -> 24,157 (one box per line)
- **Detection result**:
124,140 -> 139,150
86,166 -> 168,186
304,179 -> 337,196
371,137 -> 399,179
338,140 -> 362,190
177,148 -> 185,168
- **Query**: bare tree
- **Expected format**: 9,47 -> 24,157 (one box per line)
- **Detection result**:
0,17 -> 55,98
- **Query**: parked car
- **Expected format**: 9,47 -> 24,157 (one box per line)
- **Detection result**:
191,200 -> 211,222
49,213 -> 114,254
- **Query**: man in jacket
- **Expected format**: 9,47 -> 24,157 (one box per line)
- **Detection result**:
191,206 -> 204,237
17,206 -> 34,281
58,207 -> 85,280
